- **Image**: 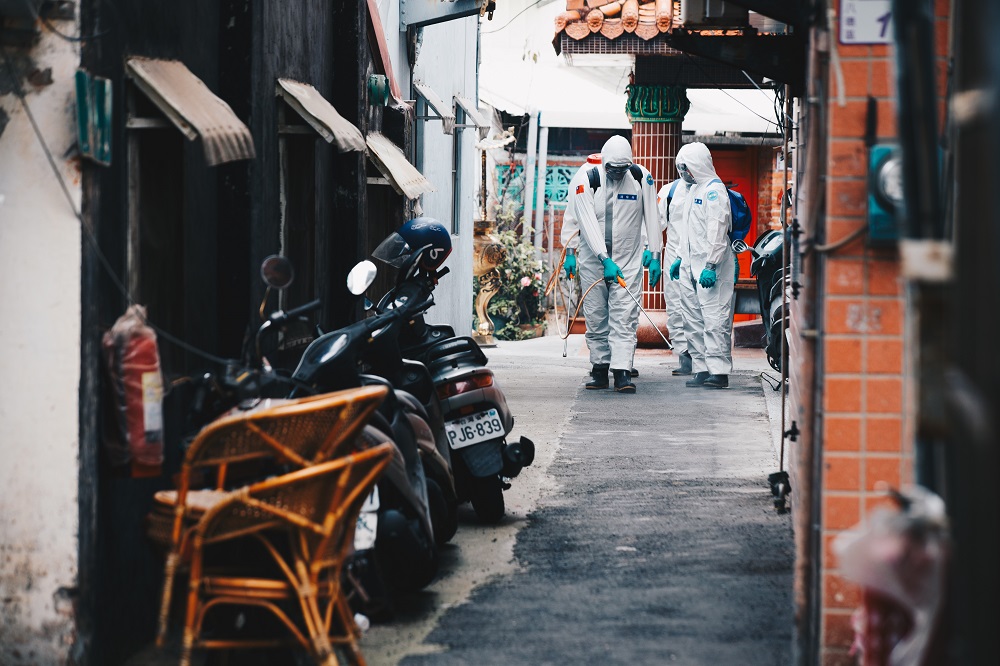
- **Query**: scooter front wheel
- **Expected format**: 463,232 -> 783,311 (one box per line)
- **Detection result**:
470,475 -> 505,524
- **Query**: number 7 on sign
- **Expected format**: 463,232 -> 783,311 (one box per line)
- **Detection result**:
877,11 -> 891,39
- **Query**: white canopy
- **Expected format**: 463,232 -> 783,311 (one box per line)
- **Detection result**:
478,1 -> 781,135
479,56 -> 781,134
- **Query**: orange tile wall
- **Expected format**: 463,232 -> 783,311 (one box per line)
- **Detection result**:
817,1 -> 950,661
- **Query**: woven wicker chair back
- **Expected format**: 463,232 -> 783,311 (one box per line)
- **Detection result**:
185,385 -> 389,473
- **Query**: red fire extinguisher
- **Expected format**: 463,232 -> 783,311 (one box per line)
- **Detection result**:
102,305 -> 164,477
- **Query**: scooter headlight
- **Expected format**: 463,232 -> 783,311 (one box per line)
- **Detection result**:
436,373 -> 494,400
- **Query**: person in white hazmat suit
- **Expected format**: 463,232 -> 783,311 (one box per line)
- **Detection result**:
669,142 -> 735,389
657,176 -> 694,375
563,154 -> 643,379
566,135 -> 662,393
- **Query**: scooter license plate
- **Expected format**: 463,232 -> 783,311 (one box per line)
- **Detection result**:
445,409 -> 503,450
354,488 -> 379,551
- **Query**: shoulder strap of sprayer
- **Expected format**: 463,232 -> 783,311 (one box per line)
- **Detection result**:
588,164 -> 644,193
665,179 -> 679,221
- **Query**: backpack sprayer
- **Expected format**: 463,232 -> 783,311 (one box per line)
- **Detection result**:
546,234 -> 673,356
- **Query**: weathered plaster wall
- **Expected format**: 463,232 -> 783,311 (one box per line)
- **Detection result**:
414,15 -> 480,336
0,22 -> 82,664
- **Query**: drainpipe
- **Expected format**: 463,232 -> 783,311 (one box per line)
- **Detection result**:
534,125 -> 549,252
891,0 -> 949,490
523,110 -> 539,240
792,16 -> 829,665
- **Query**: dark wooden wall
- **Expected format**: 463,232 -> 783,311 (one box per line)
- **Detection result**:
78,2 -> 378,663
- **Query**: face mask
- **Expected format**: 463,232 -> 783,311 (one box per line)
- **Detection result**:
605,162 -> 630,183
677,163 -> 696,184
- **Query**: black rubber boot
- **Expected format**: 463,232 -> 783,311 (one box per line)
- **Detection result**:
685,371 -> 710,387
630,368 -> 639,378
585,364 -> 610,390
613,369 -> 636,393
703,374 -> 729,389
671,351 -> 693,376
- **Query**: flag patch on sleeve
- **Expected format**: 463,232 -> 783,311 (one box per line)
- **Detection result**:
576,184 -> 585,194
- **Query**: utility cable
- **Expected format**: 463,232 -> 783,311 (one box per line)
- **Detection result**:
18,0 -> 115,42
480,0 -> 544,34
1,50 -> 231,368
682,53 -> 790,132
811,224 -> 869,254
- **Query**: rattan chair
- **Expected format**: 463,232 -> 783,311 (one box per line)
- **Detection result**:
178,444 -> 393,666
153,385 -> 390,646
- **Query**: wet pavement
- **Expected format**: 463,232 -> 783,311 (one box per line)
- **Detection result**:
363,335 -> 794,665
131,335 -> 792,665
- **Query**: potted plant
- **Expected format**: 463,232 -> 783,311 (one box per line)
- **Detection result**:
472,226 -> 548,341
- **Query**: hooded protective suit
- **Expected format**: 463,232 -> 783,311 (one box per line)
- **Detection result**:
567,135 -> 661,371
673,142 -> 735,376
657,178 -> 692,355
560,155 -> 603,251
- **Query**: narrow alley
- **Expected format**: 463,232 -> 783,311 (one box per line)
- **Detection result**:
363,336 -> 794,665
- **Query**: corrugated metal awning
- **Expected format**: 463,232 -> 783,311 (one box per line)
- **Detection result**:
365,132 -> 435,200
125,57 -> 255,166
413,81 -> 455,134
454,96 -> 491,140
276,79 -> 365,152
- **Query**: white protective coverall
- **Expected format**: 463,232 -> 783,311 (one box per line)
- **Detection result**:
567,136 -> 661,371
560,155 -> 603,251
657,178 -> 692,355
674,142 -> 735,375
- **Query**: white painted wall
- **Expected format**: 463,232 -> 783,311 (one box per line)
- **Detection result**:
413,16 -> 480,335
0,25 -> 81,664
373,1 -> 480,335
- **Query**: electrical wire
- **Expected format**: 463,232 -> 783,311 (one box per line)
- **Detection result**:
0,50 -> 231,368
480,0 -> 545,35
19,0 -> 115,42
760,371 -> 782,391
682,53 -> 792,132
811,224 -> 869,254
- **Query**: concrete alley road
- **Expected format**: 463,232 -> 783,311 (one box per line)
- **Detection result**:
362,335 -> 794,665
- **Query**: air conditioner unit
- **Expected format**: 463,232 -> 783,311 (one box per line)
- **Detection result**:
680,0 -> 749,28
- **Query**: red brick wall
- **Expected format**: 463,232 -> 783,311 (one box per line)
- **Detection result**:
816,2 -> 950,662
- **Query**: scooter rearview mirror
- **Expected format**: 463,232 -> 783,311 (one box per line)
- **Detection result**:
347,260 -> 378,295
731,239 -> 749,254
260,255 -> 294,289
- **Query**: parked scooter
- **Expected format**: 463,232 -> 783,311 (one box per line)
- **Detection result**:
371,221 -> 535,524
734,229 -> 788,372
286,257 -> 452,594
212,255 -> 447,599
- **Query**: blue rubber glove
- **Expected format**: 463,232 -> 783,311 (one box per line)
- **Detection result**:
648,257 -> 662,286
564,254 -> 577,280
698,267 -> 717,288
602,257 -> 623,284
669,257 -> 681,281
734,254 -> 740,278
641,248 -> 653,268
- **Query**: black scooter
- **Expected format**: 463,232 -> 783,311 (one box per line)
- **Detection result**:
240,256 -> 448,603
287,254 -> 457,594
381,265 -> 535,524
735,229 -> 788,372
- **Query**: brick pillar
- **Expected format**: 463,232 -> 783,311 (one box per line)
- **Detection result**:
626,84 -> 688,341
626,83 -> 689,191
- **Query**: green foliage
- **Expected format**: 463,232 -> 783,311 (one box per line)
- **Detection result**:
473,227 -> 548,341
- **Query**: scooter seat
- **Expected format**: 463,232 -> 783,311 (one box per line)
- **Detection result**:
395,389 -> 429,422
424,336 -> 488,374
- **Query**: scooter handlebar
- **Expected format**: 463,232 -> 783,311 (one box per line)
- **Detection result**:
277,298 -> 322,321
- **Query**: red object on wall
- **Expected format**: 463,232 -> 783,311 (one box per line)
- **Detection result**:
102,305 -> 165,478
